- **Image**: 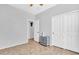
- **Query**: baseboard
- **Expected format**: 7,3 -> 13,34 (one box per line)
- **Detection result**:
0,41 -> 28,50
53,45 -> 79,54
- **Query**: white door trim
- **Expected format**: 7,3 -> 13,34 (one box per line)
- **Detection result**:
34,20 -> 39,42
26,19 -> 34,43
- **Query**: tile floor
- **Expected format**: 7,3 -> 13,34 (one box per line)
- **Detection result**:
0,39 -> 79,55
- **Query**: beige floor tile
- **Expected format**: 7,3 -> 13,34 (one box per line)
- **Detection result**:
0,39 -> 78,55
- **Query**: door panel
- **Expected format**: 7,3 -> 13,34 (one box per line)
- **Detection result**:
52,11 -> 79,53
52,15 -> 64,47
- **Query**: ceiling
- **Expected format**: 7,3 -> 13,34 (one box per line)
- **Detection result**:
9,4 -> 56,15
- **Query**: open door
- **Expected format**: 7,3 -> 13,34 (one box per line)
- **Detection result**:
34,20 -> 39,42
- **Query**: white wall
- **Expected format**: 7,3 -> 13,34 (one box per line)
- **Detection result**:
52,10 -> 79,52
0,5 -> 34,49
36,4 -> 79,52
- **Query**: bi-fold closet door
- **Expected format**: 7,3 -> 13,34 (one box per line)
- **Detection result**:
62,12 -> 79,51
52,14 -> 64,48
52,11 -> 79,52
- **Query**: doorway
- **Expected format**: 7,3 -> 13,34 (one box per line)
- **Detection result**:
26,19 -> 34,42
26,19 -> 39,43
29,21 -> 34,40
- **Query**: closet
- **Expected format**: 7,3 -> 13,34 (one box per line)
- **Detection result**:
52,10 -> 79,53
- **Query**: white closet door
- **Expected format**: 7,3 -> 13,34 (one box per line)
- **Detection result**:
52,11 -> 79,52
52,16 -> 58,45
63,12 -> 79,52
63,13 -> 72,49
52,15 -> 64,47
52,17 -> 57,45
70,13 -> 79,52
56,15 -> 64,48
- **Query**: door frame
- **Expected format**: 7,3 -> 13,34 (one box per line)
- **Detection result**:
26,19 -> 34,43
